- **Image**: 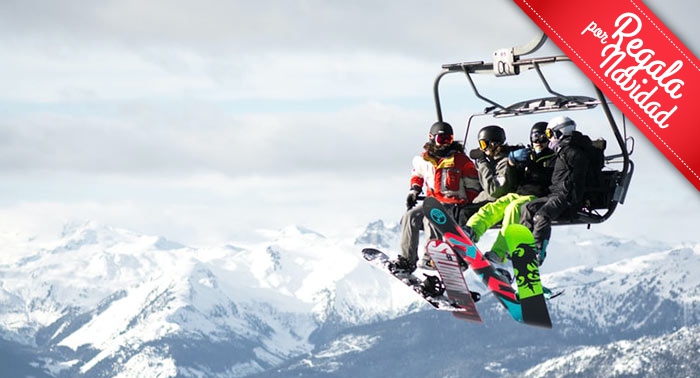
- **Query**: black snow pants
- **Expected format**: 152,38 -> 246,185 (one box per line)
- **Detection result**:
519,194 -> 571,252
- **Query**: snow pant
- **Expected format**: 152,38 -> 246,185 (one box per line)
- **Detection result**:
520,194 -> 571,264
465,193 -> 536,261
399,203 -> 440,264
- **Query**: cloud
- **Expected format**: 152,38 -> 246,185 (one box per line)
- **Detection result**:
0,0 -> 545,105
0,0 -> 698,245
0,1 -> 538,56
1,100 -> 434,177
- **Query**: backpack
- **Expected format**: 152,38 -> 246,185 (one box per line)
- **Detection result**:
582,138 -> 607,208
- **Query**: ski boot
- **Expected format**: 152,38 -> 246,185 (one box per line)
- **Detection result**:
484,251 -> 513,283
387,255 -> 417,276
461,225 -> 478,242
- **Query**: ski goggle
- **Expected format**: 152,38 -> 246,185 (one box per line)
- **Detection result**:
531,130 -> 548,144
545,128 -> 562,140
433,133 -> 454,145
478,139 -> 495,150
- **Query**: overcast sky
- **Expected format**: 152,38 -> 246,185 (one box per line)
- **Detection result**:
0,1 -> 698,246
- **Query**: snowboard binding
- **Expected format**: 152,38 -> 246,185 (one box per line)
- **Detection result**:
419,274 -> 446,297
419,274 -> 481,303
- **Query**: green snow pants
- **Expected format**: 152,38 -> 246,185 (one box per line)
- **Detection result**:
465,193 -> 536,261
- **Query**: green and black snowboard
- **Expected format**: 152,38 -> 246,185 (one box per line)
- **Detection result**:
504,224 -> 552,328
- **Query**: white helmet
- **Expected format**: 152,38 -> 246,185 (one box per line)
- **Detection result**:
547,116 -> 576,139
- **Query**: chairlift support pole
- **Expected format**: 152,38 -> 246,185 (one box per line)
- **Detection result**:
512,32 -> 548,56
434,33 -> 549,122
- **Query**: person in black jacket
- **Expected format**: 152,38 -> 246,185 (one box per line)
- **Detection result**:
463,121 -> 556,265
520,116 -> 592,266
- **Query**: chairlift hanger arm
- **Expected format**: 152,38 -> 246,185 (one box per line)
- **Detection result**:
434,55 -> 577,121
440,33 -> 551,72
532,60 -> 568,99
434,33 -> 552,121
513,32 -> 548,56
435,39 -> 570,120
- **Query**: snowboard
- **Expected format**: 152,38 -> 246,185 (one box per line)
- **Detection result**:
421,197 -> 527,325
361,248 -> 480,317
425,240 -> 482,322
504,224 -> 552,328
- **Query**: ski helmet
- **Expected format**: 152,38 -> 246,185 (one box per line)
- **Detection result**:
430,121 -> 454,136
546,116 -> 576,139
530,121 -> 549,144
477,125 -> 506,150
429,121 -> 454,145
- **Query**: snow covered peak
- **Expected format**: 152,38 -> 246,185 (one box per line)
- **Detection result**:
256,225 -> 327,241
52,220 -> 187,255
354,219 -> 399,249
58,220 -> 132,248
0,219 -> 697,377
0,220 -> 420,376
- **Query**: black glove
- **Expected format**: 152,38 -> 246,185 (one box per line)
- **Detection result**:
469,148 -> 485,160
406,185 -> 422,210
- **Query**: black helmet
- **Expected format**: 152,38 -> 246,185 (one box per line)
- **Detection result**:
477,125 -> 506,150
429,121 -> 454,145
530,121 -> 549,144
429,121 -> 453,136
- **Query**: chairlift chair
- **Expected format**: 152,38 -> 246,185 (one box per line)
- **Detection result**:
432,33 -> 634,227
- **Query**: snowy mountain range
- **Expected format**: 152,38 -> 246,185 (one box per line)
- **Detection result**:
0,219 -> 698,377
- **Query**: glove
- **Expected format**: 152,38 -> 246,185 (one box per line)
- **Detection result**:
406,185 -> 422,209
508,148 -> 529,165
469,148 -> 485,160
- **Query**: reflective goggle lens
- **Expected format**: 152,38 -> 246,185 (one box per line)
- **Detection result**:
545,128 -> 558,139
435,133 -> 453,145
531,131 -> 547,144
478,139 -> 488,150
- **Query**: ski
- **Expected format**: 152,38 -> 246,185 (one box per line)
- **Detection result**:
421,197 -> 526,325
425,240 -> 482,322
361,248 -> 479,316
504,224 -> 553,328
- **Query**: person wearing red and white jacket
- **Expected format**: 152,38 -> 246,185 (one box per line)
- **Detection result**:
389,121 -> 480,274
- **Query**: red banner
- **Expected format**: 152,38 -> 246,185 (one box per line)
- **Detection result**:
514,0 -> 700,191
